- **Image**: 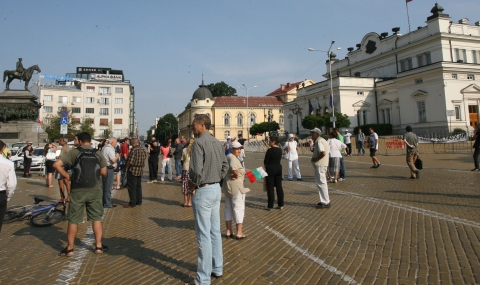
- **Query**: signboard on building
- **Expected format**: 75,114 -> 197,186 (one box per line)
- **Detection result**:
90,74 -> 123,81
60,124 -> 68,135
446,110 -> 455,116
77,67 -> 110,74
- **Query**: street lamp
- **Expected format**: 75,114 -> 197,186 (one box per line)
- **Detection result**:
238,84 -> 257,138
289,103 -> 303,135
166,122 -> 171,137
308,41 -> 341,128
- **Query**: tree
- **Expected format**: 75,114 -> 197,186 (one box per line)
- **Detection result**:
78,117 -> 96,138
100,123 -> 112,139
302,115 -> 322,130
206,81 -> 237,97
44,107 -> 80,141
320,112 -> 351,129
249,121 -> 280,136
155,113 -> 178,143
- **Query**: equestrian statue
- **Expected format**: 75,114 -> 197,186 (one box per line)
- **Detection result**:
3,58 -> 41,90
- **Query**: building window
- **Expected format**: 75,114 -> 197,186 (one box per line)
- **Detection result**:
85,108 -> 94,114
417,101 -> 426,122
99,87 -> 110,95
279,115 -> 284,125
72,96 -> 81,103
100,108 -> 109,115
454,49 -> 467,63
386,109 -> 391,124
381,109 -> 385,123
452,74 -> 458,79
72,118 -> 81,124
57,107 -> 64,112
362,111 -> 367,125
44,95 -> 53,102
58,96 -> 68,104
115,87 -> 123,94
224,131 -> 230,138
72,107 -> 81,113
472,51 -> 478,64
455,105 -> 461,120
114,118 -> 122,124
279,109 -> 284,114
417,52 -> 432,67
86,97 -> 94,103
357,91 -> 364,95
224,113 -> 230,126
236,113 -> 243,126
43,106 -> 52,113
115,98 -> 123,104
114,108 -> 123,114
100,119 -> 108,126
99,98 -> 109,105
467,74 -> 475,80
238,131 -> 243,137
249,113 -> 256,125
400,58 -> 413,71
85,118 -> 94,124
357,111 -> 361,126
114,129 -> 122,136
415,78 -> 423,84
86,86 -> 95,92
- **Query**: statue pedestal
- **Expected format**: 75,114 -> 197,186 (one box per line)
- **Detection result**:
0,90 -> 48,147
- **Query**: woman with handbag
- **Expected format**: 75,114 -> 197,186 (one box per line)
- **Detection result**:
44,143 -> 59,187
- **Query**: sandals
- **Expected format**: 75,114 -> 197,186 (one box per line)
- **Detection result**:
235,235 -> 247,240
58,247 -> 74,257
94,245 -> 109,254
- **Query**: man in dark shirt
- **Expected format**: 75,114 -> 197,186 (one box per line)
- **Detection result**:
186,114 -> 228,285
124,138 -> 147,208
147,141 -> 160,183
173,138 -> 184,181
403,126 -> 420,179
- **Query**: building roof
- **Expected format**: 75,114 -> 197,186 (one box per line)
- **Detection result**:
192,82 -> 213,100
266,81 -> 304,97
212,96 -> 284,107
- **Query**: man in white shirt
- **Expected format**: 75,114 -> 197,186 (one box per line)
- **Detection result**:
344,130 -> 352,156
0,140 -> 17,232
283,134 -> 302,181
101,138 -> 119,208
369,127 -> 381,168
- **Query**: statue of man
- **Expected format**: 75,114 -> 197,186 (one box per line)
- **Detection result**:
15,58 -> 25,77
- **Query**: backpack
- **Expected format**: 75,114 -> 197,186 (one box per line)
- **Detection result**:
71,147 -> 102,188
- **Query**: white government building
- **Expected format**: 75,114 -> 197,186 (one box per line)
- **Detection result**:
286,4 -> 480,135
35,67 -> 136,139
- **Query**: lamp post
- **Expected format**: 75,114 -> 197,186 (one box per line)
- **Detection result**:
166,122 -> 171,137
238,84 -> 257,138
265,109 -> 274,136
289,103 -> 302,135
308,41 -> 341,128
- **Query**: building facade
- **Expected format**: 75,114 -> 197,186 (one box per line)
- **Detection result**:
36,67 -> 136,139
286,4 -> 480,135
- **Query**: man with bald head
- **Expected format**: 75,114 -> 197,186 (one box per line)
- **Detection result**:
101,138 -> 119,208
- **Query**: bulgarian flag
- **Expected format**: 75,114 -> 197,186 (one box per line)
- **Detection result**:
246,167 -> 268,183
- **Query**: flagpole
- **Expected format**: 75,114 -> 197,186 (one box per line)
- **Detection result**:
406,0 -> 411,33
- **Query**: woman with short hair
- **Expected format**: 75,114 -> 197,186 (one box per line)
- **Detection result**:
181,138 -> 195,207
263,136 -> 284,210
44,143 -> 58,188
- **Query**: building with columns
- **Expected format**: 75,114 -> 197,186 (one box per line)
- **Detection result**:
285,4 -> 480,135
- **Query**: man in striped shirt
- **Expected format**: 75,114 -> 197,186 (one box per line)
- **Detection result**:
124,138 -> 147,208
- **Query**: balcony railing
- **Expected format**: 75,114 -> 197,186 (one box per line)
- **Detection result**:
98,92 -> 111,95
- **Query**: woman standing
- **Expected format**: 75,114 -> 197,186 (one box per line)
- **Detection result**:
327,131 -> 347,183
160,141 -> 172,181
181,138 -> 195,207
24,145 -> 33,177
44,143 -> 58,187
148,141 -> 160,183
223,141 -> 250,239
263,136 -> 284,210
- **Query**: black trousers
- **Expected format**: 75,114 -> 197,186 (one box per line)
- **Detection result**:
127,171 -> 142,207
474,148 -> 480,169
265,164 -> 284,208
346,143 -> 352,155
0,191 -> 7,232
148,161 -> 158,180
24,158 -> 32,175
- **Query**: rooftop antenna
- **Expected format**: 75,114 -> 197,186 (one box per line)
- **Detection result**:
202,72 -> 204,85
406,0 -> 412,33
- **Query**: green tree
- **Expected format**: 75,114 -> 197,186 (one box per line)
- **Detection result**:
302,115 -> 322,130
100,123 -> 112,139
155,113 -> 179,143
44,107 -> 80,141
78,117 -> 96,138
249,121 -> 280,136
206,81 -> 237,97
320,112 -> 351,129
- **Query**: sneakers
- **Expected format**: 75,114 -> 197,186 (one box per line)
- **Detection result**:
471,168 -> 479,171
328,179 -> 337,183
276,206 -> 284,210
147,180 -> 155,183
377,163 -> 381,168
263,207 -> 273,211
153,179 -> 158,183
160,178 -> 164,181
296,178 -> 303,181
338,178 -> 345,182
316,202 -> 331,209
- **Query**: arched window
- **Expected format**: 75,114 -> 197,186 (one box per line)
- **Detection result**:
249,113 -> 256,125
237,113 -> 243,126
279,115 -> 284,125
224,113 -> 230,126
237,130 -> 243,137
224,131 -> 230,138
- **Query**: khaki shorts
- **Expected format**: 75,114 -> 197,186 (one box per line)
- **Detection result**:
68,190 -> 103,224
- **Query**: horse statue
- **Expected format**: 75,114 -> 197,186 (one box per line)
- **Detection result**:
3,64 -> 41,90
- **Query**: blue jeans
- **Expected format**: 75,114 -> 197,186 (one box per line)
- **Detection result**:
175,159 -> 182,177
102,168 -> 115,207
339,154 -> 345,179
357,141 -> 365,155
192,183 -> 223,285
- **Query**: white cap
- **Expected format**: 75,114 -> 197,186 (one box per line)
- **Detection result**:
310,128 -> 322,135
231,141 -> 242,148
226,136 -> 231,139
288,134 -> 294,138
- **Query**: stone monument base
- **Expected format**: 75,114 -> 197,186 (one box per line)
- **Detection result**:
0,120 -> 48,147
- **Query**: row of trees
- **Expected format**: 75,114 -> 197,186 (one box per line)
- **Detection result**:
301,113 -> 351,131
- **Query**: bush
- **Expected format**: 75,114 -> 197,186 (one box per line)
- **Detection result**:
452,128 -> 466,134
353,124 -> 392,136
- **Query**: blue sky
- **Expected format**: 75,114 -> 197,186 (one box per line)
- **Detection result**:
1,0 -> 478,135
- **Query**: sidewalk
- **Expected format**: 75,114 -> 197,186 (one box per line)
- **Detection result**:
0,152 -> 479,284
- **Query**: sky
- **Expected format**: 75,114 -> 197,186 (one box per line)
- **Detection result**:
1,0 -> 479,135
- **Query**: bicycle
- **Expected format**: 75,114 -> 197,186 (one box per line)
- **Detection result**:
3,197 -> 66,227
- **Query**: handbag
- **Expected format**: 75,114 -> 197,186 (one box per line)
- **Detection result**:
414,157 -> 423,170
46,152 -> 56,160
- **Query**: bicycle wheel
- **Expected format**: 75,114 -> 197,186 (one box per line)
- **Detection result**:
3,211 -> 22,223
31,210 -> 65,227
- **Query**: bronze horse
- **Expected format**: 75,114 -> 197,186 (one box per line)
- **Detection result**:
3,64 -> 41,90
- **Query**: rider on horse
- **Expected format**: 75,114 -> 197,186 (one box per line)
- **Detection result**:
15,58 -> 25,77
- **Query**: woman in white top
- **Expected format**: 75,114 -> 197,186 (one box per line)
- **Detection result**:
328,131 -> 347,183
283,134 -> 302,181
181,138 -> 194,207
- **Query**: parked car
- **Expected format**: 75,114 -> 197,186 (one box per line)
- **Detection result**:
17,147 -> 46,171
9,150 -> 24,170
10,142 -> 28,153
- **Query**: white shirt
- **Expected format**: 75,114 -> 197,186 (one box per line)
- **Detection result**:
344,133 -> 352,144
283,140 -> 298,161
328,138 -> 347,158
0,156 -> 17,201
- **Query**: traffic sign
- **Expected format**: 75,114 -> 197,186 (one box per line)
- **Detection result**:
446,110 -> 455,117
329,116 -> 337,122
60,124 -> 68,134
61,110 -> 69,118
60,117 -> 68,124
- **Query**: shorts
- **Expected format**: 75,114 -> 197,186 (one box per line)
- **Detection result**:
370,148 -> 377,157
67,190 -> 103,224
55,166 -> 68,180
45,160 -> 55,173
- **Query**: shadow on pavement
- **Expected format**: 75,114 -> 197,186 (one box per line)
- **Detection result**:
143,196 -> 182,207
12,225 -> 81,253
385,190 -> 480,199
150,217 -> 194,230
103,236 -> 195,281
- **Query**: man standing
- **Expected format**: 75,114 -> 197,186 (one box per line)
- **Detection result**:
186,114 -> 228,285
120,137 -> 130,186
336,129 -> 346,181
0,140 -> 17,233
224,136 -> 232,155
403,126 -> 420,179
173,138 -> 184,181
22,141 -> 32,177
56,138 -> 71,202
54,132 -> 108,256
473,125 -> 480,171
344,130 -> 352,156
309,128 -> 330,208
369,127 -> 381,168
101,138 -> 119,208
356,129 -> 365,155
147,140 -> 160,183
124,138 -> 147,208
283,134 -> 302,181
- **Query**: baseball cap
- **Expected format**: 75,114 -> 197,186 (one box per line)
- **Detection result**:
310,128 -> 322,135
288,134 -> 294,138
231,141 -> 242,148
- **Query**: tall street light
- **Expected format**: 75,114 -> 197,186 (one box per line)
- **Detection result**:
237,84 -> 257,138
289,103 -> 303,135
308,41 -> 341,128
166,121 -> 171,137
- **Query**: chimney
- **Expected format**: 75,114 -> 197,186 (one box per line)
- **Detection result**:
280,84 -> 285,90
286,83 -> 290,88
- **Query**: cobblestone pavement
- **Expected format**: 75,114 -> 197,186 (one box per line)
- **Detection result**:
1,152 -> 479,285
